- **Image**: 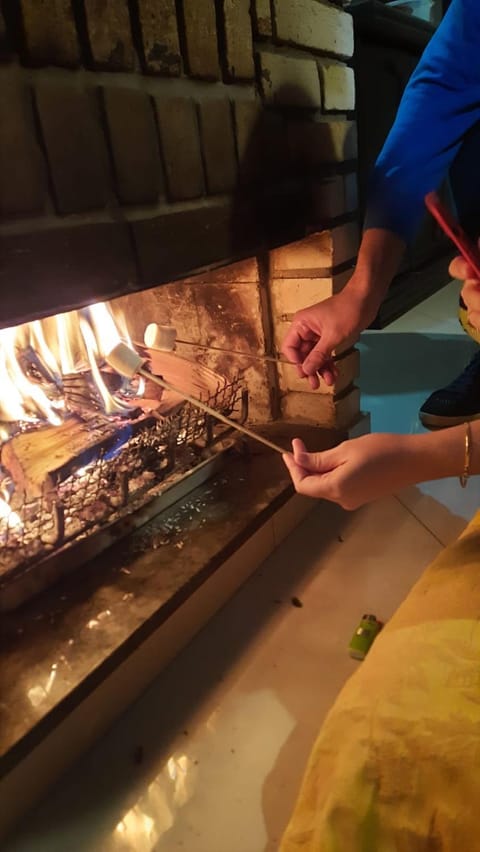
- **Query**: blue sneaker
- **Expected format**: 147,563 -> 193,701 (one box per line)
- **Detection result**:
419,350 -> 480,428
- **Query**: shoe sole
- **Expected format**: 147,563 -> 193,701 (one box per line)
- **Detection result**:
419,411 -> 480,430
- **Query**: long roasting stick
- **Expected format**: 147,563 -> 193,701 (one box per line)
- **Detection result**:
105,343 -> 286,455
175,338 -> 293,365
143,323 -> 293,365
143,323 -> 337,379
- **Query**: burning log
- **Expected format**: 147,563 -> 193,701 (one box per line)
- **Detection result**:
0,351 -> 238,502
0,414 -> 161,501
63,372 -> 110,414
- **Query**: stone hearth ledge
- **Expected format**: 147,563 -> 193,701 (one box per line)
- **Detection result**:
0,418 -> 369,841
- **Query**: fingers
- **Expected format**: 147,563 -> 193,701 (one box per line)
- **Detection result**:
449,255 -> 477,281
467,311 -> 480,331
462,278 -> 480,306
283,438 -> 346,502
296,361 -> 338,390
291,439 -> 338,474
282,453 -> 338,500
292,437 -> 307,456
461,280 -> 480,331
291,437 -> 316,470
301,335 -> 335,378
282,452 -> 309,491
318,360 -> 339,387
281,311 -> 339,389
281,322 -> 317,366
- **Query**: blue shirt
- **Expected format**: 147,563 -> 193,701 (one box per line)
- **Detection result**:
365,0 -> 480,243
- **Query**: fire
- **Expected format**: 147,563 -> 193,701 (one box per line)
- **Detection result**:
0,491 -> 21,530
79,317 -> 132,416
0,302 -> 138,432
0,325 -> 61,426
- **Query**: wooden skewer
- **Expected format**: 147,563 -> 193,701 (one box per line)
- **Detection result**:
175,338 -> 293,366
141,324 -> 335,378
105,343 -> 286,456
143,323 -> 293,365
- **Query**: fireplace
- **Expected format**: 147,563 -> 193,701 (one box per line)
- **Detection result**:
0,294 -> 248,611
0,0 -> 367,840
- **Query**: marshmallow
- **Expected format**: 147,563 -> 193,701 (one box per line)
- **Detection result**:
105,343 -> 145,379
144,323 -> 177,351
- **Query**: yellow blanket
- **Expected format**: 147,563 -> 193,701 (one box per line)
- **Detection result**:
280,511 -> 480,852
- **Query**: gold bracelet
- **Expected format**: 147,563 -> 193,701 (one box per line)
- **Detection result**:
460,422 -> 472,488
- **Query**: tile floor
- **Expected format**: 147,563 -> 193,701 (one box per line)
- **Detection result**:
6,282 -> 480,852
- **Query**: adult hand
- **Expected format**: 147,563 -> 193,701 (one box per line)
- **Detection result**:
280,229 -> 405,390
449,242 -> 480,330
282,434 -> 422,511
281,285 -> 374,390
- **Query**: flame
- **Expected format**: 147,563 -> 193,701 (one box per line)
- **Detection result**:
79,317 -> 131,416
0,301 -> 139,433
0,326 -> 62,426
0,491 -> 22,530
30,320 -> 61,379
87,302 -> 123,355
55,313 -> 78,375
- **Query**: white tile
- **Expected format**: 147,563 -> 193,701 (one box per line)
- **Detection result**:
397,478 -> 479,546
272,493 -> 313,547
417,279 -> 462,321
386,308 -> 444,335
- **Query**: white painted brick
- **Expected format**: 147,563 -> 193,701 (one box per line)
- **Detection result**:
272,232 -> 334,275
253,0 -> 272,36
281,386 -> 360,429
319,62 -> 355,111
335,221 -> 359,264
311,174 -> 358,223
311,175 -> 345,221
271,224 -> 359,277
258,50 -> 321,108
288,118 -> 357,165
273,0 -> 354,58
223,0 -> 255,79
270,273 -> 346,317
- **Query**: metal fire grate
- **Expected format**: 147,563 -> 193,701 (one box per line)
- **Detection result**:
0,377 -> 245,586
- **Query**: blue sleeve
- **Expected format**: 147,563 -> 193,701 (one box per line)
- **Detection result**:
364,0 -> 480,244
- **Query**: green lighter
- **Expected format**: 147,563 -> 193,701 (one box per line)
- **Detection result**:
348,613 -> 383,661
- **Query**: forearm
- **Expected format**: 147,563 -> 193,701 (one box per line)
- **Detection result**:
402,422 -> 480,483
343,229 -> 406,324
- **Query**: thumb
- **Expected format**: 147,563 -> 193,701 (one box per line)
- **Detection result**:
292,438 -> 339,474
449,255 -> 475,281
301,335 -> 336,376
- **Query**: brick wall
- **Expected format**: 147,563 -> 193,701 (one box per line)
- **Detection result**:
269,227 -> 361,429
0,0 -> 358,335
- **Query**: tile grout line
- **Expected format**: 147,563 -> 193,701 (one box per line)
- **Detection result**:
394,494 -> 445,547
